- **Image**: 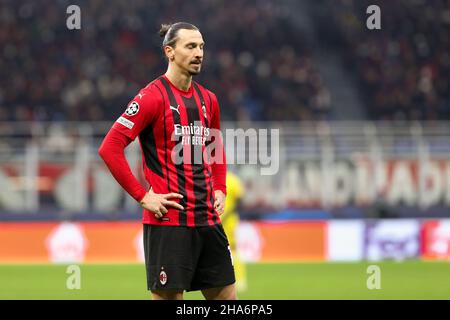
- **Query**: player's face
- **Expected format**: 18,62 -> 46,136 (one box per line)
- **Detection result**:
171,29 -> 204,76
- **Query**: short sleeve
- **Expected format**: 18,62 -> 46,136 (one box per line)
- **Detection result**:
112,90 -> 160,140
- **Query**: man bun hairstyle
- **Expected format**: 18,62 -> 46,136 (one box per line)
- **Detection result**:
159,22 -> 199,49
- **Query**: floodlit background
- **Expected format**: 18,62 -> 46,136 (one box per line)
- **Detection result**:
0,0 -> 449,299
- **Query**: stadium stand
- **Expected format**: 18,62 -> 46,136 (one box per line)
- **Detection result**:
0,0 -> 330,122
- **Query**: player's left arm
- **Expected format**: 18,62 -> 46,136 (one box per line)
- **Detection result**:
208,91 -> 227,215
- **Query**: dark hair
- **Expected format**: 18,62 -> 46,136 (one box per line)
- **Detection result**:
159,22 -> 199,48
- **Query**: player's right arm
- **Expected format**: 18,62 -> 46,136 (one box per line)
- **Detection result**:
98,128 -> 147,202
98,90 -> 183,216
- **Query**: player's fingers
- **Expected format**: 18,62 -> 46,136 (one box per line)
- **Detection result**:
154,209 -> 162,219
159,205 -> 168,214
162,200 -> 184,210
164,193 -> 184,199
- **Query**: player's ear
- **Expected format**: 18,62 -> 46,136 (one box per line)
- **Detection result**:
164,45 -> 175,61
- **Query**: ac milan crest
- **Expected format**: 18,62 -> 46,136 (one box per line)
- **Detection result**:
159,268 -> 167,285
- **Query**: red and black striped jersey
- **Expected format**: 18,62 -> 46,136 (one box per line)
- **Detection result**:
112,75 -> 226,227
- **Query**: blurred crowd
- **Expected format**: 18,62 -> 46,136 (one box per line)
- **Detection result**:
0,0 -> 330,123
327,0 -> 450,121
1,0 -> 448,123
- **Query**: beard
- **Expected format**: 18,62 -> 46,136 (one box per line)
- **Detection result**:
189,70 -> 201,76
188,60 -> 202,76
188,65 -> 201,76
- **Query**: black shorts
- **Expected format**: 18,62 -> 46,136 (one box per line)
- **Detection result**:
143,223 -> 235,292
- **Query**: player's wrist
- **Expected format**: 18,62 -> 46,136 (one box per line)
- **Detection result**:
214,186 -> 227,196
137,190 -> 148,205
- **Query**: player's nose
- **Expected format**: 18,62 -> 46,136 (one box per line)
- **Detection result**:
194,47 -> 203,58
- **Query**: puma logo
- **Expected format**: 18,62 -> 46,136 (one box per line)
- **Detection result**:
170,105 -> 180,115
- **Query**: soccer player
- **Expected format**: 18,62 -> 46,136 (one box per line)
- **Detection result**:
221,171 -> 247,292
98,22 -> 236,300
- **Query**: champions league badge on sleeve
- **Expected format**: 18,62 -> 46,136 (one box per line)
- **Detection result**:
125,101 -> 140,116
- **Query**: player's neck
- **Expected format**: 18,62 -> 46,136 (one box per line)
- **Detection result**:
164,67 -> 192,92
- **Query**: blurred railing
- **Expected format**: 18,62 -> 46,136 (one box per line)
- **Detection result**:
1,121 -> 450,220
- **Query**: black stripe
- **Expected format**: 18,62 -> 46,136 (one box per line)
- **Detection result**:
182,94 -> 208,226
193,84 -> 217,224
139,124 -> 163,178
160,77 -> 187,226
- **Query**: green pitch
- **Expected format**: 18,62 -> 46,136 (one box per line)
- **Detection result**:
0,261 -> 449,299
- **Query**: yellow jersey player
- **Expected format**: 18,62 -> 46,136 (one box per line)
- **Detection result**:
221,171 -> 247,292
